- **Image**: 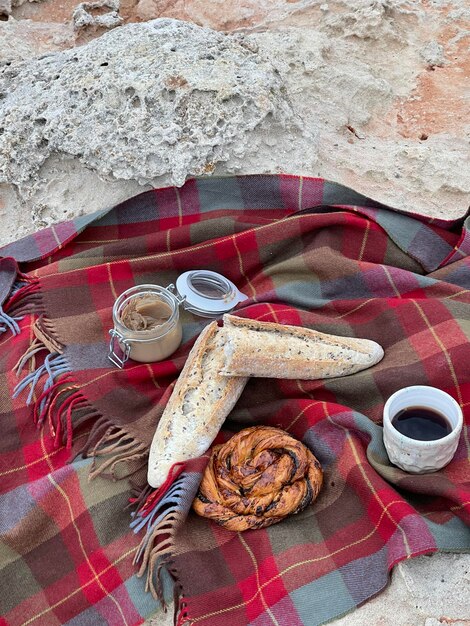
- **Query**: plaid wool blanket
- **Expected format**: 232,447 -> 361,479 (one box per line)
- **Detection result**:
0,175 -> 469,626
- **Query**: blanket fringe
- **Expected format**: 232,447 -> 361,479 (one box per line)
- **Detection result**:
13,332 -> 148,469
174,582 -> 188,626
127,482 -> 154,512
13,349 -> 72,406
130,468 -> 190,623
0,305 -> 23,336
1,277 -> 42,336
7,278 -> 150,480
80,418 -> 149,481
12,325 -> 98,450
131,475 -> 186,595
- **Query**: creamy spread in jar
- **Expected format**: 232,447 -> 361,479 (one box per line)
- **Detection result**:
108,272 -> 249,368
111,286 -> 183,364
121,296 -> 172,331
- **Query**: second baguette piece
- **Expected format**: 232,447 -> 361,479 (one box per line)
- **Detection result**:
147,322 -> 248,489
221,314 -> 384,379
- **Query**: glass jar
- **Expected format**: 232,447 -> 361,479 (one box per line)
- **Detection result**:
108,271 -> 248,368
109,285 -> 183,367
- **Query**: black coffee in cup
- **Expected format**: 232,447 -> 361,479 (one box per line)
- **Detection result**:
392,406 -> 452,441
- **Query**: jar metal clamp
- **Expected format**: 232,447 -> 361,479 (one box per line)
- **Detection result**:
108,271 -> 248,368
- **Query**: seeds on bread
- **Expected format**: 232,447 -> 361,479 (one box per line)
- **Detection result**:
147,322 -> 248,489
221,314 -> 384,379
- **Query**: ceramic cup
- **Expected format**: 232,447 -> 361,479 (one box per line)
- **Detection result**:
383,385 -> 463,474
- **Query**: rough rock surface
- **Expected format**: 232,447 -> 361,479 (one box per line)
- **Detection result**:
1,2 -> 470,244
0,17 -> 73,62
0,0 -> 11,17
0,19 -> 299,187
1,0 -> 46,18
133,0 -> 315,30
72,0 -> 123,32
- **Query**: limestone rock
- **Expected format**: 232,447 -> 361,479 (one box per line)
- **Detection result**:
10,0 -> 82,24
320,0 -> 408,41
0,0 -> 11,17
0,18 -> 74,63
1,2 -> 470,246
12,0 -> 47,6
72,0 -> 123,32
133,0 -> 313,31
420,41 -> 446,68
0,18 -> 298,187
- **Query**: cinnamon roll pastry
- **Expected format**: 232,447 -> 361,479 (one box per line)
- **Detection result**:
193,426 -> 323,531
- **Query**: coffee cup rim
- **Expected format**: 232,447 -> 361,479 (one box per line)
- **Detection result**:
383,385 -> 463,447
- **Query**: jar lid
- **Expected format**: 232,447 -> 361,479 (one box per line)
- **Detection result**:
176,270 -> 248,318
108,271 -> 248,367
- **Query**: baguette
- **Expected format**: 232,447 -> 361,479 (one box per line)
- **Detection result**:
147,322 -> 248,489
220,314 -> 384,379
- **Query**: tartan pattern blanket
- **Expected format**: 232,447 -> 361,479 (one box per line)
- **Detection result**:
0,175 -> 469,626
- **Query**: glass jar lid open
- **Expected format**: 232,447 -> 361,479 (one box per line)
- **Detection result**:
108,270 -> 247,367
176,270 -> 247,317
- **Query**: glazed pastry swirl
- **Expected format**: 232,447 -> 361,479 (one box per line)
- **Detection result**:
193,426 -> 323,531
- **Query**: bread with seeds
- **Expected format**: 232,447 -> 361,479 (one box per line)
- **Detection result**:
220,314 -> 384,379
147,322 -> 248,489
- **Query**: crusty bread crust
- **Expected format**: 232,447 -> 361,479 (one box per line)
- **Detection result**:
147,322 -> 248,488
221,314 -> 384,379
148,316 -> 383,488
